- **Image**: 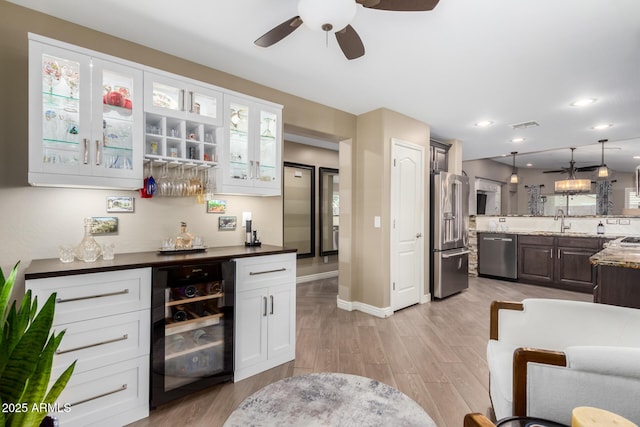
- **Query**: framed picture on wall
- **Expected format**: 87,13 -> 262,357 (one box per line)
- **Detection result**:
207,199 -> 227,213
219,216 -> 236,231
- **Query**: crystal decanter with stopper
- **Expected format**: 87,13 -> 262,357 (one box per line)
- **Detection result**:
175,221 -> 193,249
74,217 -> 102,262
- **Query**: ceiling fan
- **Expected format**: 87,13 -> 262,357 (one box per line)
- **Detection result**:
542,147 -> 600,175
254,0 -> 440,60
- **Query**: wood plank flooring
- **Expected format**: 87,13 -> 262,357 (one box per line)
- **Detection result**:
128,276 -> 591,427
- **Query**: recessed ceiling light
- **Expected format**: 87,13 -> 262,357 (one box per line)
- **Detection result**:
570,98 -> 597,107
634,156 -> 640,159
526,163 -> 533,167
511,137 -> 525,143
475,120 -> 494,128
592,123 -> 613,130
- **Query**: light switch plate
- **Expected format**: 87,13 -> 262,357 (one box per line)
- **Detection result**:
374,216 -> 381,228
606,219 -> 618,225
620,219 -> 631,225
499,218 -> 506,222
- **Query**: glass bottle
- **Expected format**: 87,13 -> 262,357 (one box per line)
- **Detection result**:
74,217 -> 102,262
175,221 -> 193,249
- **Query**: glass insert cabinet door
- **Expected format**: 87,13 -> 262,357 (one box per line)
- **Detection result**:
33,43 -> 91,175
92,58 -> 141,177
227,100 -> 250,183
256,108 -> 279,187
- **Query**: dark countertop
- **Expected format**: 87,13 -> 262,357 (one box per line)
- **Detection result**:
25,245 -> 296,279
590,247 -> 640,269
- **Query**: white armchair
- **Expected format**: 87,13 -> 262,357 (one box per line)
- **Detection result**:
487,298 -> 640,425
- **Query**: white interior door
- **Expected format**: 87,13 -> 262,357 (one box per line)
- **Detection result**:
391,139 -> 425,311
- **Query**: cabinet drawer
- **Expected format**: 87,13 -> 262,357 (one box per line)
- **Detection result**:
556,236 -> 600,250
54,356 -> 149,427
235,253 -> 296,289
26,268 -> 151,325
518,235 -> 554,246
52,310 -> 150,377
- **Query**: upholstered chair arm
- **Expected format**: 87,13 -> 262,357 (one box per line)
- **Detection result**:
490,301 -> 524,340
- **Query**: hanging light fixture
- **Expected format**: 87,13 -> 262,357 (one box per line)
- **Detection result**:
554,148 -> 592,194
509,151 -> 519,184
596,139 -> 610,178
297,0 -> 357,34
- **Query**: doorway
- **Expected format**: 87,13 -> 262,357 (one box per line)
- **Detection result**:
390,138 -> 425,311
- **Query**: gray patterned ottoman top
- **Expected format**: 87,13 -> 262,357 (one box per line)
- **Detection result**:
224,372 -> 437,426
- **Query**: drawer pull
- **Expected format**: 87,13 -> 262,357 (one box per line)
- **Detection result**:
56,289 -> 129,304
70,384 -> 128,407
249,268 -> 286,276
263,296 -> 268,317
56,334 -> 129,355
270,295 -> 274,315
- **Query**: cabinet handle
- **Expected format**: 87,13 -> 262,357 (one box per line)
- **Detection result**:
95,139 -> 101,165
256,161 -> 261,180
249,268 -> 287,276
249,160 -> 254,179
56,334 -> 129,355
263,296 -> 268,317
180,89 -> 186,111
270,295 -> 274,315
56,289 -> 129,304
558,249 -> 561,259
550,249 -> 553,259
69,384 -> 127,407
189,91 -> 194,113
83,138 -> 89,164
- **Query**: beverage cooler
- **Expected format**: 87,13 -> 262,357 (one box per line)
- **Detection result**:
151,261 -> 234,407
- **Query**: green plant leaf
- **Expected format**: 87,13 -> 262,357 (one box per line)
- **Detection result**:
0,262 -> 19,335
0,293 -> 55,405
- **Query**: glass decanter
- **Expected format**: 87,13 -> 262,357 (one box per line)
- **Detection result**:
175,222 -> 193,250
74,217 -> 102,262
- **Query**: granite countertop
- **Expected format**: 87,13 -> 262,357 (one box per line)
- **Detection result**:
590,247 -> 640,269
25,244 -> 296,279
476,230 -> 620,238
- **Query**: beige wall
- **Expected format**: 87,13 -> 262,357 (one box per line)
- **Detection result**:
283,141 -> 339,277
348,109 -> 430,309
0,2 -> 355,291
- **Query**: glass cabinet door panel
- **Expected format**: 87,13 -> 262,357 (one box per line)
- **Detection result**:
99,66 -> 135,171
190,89 -> 219,122
257,109 -> 278,184
228,101 -> 250,181
152,81 -> 182,113
92,58 -> 142,180
40,52 -> 84,168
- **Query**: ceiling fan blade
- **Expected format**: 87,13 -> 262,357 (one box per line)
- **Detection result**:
254,16 -> 303,47
335,25 -> 365,60
576,165 -> 599,172
543,169 -> 568,174
358,0 -> 440,11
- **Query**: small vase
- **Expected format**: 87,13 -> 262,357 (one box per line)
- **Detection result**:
74,217 -> 102,262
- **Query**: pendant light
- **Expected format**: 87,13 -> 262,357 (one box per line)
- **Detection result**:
596,139 -> 610,178
554,148 -> 591,194
509,151 -> 519,184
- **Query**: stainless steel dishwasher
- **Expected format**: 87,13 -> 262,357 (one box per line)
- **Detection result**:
478,233 -> 518,279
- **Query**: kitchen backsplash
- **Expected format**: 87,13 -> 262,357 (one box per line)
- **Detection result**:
475,215 -> 640,236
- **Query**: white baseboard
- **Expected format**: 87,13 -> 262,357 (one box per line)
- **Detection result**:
296,270 -> 339,284
420,293 -> 432,304
336,296 -> 394,318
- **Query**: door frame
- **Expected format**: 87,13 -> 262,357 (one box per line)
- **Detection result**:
390,138 -> 425,311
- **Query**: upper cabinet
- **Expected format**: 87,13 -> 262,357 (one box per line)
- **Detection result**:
29,36 -> 143,189
218,95 -> 282,196
143,72 -> 222,126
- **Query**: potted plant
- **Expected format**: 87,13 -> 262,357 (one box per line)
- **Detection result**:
0,262 -> 75,427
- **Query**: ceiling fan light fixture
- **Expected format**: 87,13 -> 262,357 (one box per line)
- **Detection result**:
570,98 -> 597,107
554,178 -> 591,194
298,0 -> 357,33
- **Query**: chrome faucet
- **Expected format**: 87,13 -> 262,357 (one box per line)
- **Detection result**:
554,208 -> 571,232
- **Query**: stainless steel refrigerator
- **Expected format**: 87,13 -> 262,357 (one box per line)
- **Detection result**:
430,171 -> 470,298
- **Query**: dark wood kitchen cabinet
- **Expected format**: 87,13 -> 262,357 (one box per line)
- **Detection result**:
594,265 -> 640,309
518,235 -> 603,293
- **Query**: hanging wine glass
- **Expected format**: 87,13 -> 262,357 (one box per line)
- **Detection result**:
262,117 -> 274,138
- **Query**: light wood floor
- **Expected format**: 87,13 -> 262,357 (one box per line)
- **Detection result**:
129,276 -> 592,427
